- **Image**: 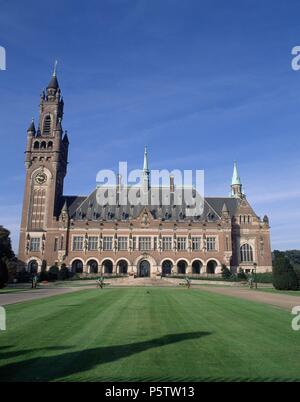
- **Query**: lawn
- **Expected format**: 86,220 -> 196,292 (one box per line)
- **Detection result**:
0,287 -> 299,382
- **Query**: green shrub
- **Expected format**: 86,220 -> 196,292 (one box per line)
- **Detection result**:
59,264 -> 70,280
48,264 -> 59,281
0,258 -> 8,288
237,268 -> 247,281
273,252 -> 299,290
221,264 -> 232,279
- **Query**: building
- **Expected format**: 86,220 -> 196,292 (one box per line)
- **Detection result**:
18,70 -> 272,277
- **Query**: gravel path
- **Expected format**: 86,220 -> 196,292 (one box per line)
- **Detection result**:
198,285 -> 300,311
0,286 -> 89,306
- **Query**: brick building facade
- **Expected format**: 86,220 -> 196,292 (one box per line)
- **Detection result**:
18,71 -> 272,276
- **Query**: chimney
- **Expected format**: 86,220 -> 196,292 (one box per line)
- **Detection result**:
170,175 -> 175,193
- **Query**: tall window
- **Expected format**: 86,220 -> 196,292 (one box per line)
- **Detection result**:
207,237 -> 216,251
192,237 -> 201,251
30,238 -> 40,252
240,244 -> 253,262
88,236 -> 98,251
103,236 -> 113,251
162,237 -> 172,251
43,115 -> 51,135
54,237 -> 58,252
133,237 -> 137,251
30,188 -> 46,229
177,237 -> 186,251
73,236 -> 83,251
139,237 -> 151,251
118,237 -> 128,251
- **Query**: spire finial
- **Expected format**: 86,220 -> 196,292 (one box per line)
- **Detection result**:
53,60 -> 58,77
143,145 -> 149,172
232,161 -> 241,185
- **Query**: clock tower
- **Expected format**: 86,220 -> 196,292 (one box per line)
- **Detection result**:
18,65 -> 69,265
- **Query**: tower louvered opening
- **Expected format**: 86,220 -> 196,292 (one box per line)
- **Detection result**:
43,115 -> 51,135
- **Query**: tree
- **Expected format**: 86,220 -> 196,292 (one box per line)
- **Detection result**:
59,263 -> 69,280
237,267 -> 247,281
0,226 -> 15,287
273,252 -> 299,290
0,258 -> 8,288
0,226 -> 15,261
221,264 -> 231,279
48,264 -> 59,281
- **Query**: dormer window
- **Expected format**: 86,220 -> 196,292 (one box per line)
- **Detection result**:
43,115 -> 51,135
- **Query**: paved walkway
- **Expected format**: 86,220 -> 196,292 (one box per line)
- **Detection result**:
0,286 -> 87,306
198,285 -> 300,311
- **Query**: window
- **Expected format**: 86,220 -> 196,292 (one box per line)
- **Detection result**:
118,237 -> 128,251
153,237 -> 157,250
139,237 -> 151,251
30,238 -> 40,252
103,236 -> 113,251
177,237 -> 186,251
54,237 -> 58,252
240,244 -> 253,262
88,236 -> 98,251
192,237 -> 201,251
162,237 -> 172,251
43,115 -> 51,135
73,236 -> 83,251
207,237 -> 216,251
133,237 -> 137,251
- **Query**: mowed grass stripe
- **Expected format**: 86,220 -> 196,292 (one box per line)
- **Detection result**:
0,287 -> 299,381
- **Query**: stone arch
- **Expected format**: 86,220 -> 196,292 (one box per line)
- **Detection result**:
117,259 -> 128,275
71,259 -> 84,273
192,260 -> 203,274
86,259 -> 99,274
177,259 -> 188,275
206,259 -> 219,274
101,259 -> 114,274
161,259 -> 173,276
26,257 -> 42,273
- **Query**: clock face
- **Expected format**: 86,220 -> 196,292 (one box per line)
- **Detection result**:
35,172 -> 47,185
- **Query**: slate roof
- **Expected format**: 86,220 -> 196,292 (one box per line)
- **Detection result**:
60,188 -> 240,222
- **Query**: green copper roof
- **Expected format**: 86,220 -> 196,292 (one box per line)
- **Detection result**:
231,161 -> 241,185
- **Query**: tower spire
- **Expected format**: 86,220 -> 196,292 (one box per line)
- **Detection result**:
53,60 -> 58,77
141,146 -> 150,191
231,161 -> 243,198
143,145 -> 149,172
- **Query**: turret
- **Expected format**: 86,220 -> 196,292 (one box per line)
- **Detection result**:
141,146 -> 150,192
231,161 -> 243,198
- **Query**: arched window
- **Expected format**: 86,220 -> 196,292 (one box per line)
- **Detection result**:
28,260 -> 38,274
33,141 -> 39,149
206,260 -> 217,274
72,260 -> 83,273
47,141 -> 53,149
118,260 -> 128,275
177,260 -> 187,275
40,141 -> 46,149
192,260 -> 202,274
43,115 -> 51,135
162,260 -> 173,276
102,260 -> 113,274
87,260 -> 98,274
240,244 -> 253,262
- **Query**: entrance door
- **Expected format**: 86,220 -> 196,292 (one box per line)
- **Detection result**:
139,260 -> 150,277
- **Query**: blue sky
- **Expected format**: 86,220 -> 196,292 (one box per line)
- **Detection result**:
0,0 -> 300,252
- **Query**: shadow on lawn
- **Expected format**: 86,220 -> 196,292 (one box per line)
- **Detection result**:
0,331 -> 211,381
